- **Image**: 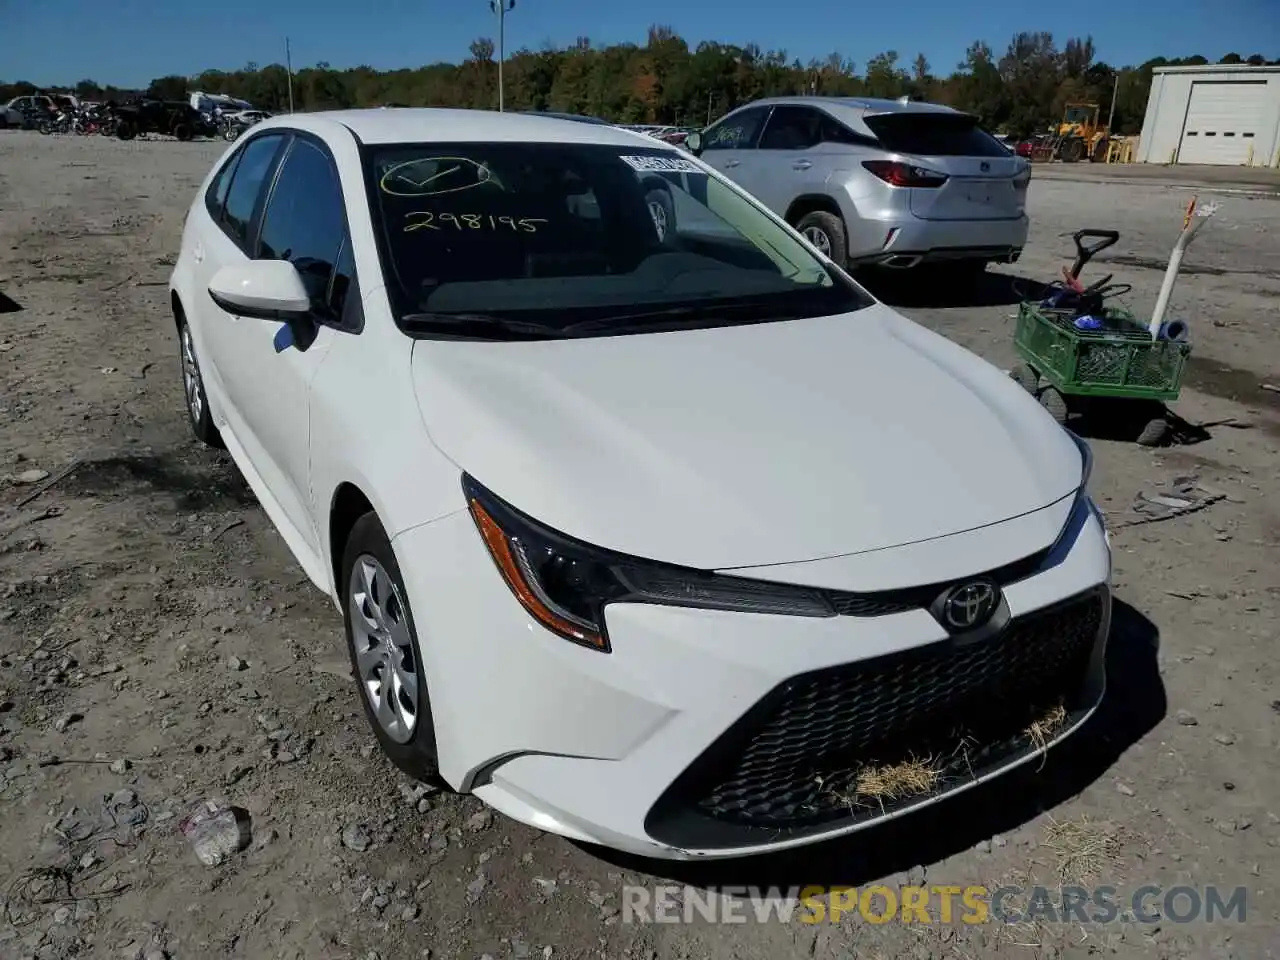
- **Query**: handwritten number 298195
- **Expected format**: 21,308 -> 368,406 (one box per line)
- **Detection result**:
404,212 -> 546,233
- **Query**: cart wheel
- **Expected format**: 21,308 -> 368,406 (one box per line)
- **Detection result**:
1136,417 -> 1169,447
1010,364 -> 1039,394
1038,386 -> 1069,424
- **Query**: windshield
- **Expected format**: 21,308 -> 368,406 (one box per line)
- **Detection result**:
365,142 -> 872,339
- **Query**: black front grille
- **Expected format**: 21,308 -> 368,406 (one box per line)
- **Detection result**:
646,589 -> 1107,848
822,547 -> 1051,617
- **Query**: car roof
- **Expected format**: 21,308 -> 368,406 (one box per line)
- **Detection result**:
732,95 -> 962,117
251,108 -> 664,148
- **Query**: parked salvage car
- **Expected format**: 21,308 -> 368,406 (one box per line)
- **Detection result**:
168,108 -> 1111,860
114,99 -> 208,140
686,96 -> 1031,275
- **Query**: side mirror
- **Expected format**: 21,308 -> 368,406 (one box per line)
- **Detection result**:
208,260 -> 311,322
685,131 -> 703,155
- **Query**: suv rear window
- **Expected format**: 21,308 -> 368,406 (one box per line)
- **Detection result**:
864,113 -> 1009,157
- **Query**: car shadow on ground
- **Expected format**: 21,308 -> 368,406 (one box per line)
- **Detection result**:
589,598 -> 1163,889
0,289 -> 22,313
859,267 -> 1048,310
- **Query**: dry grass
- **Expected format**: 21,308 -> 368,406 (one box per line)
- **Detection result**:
819,755 -> 941,815
1041,815 -> 1124,883
854,756 -> 940,799
1025,702 -> 1068,751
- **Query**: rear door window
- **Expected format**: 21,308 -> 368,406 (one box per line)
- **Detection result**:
758,106 -> 822,150
864,113 -> 1009,157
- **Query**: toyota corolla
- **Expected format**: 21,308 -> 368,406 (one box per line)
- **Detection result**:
168,108 -> 1112,860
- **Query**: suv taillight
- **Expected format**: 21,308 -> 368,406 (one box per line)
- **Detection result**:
862,160 -> 948,188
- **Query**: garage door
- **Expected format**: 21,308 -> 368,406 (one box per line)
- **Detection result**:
1177,81 -> 1268,165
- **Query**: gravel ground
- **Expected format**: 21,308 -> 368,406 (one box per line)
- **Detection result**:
1,130 -> 1278,960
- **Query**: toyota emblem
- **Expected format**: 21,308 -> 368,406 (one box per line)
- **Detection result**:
980,161 -> 990,172
939,581 -> 999,631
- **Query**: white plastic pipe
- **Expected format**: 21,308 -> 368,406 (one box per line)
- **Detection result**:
1148,198 -> 1218,339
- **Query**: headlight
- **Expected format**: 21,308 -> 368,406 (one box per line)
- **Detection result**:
464,475 -> 834,652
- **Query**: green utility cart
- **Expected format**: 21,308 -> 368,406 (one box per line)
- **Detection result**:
1009,214 -> 1211,447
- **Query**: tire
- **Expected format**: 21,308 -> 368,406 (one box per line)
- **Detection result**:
644,184 -> 676,244
173,122 -> 192,141
177,319 -> 222,448
341,512 -> 442,782
1091,137 -> 1109,163
38,121 -> 51,135
223,124 -> 240,142
794,210 -> 848,265
116,121 -> 136,141
1038,385 -> 1070,424
1060,138 -> 1085,163
1010,364 -> 1039,394
1136,417 -> 1169,447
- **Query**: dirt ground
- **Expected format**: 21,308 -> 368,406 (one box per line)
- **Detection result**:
1,130 -> 1277,960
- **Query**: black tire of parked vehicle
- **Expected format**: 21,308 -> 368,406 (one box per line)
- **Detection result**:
341,512 -> 444,784
116,121 -> 136,141
172,123 -> 192,142
644,183 -> 677,244
1009,364 -> 1039,395
1060,138 -> 1086,163
1136,417 -> 1169,447
38,121 -> 51,135
794,210 -> 848,265
1038,385 -> 1070,424
223,125 -> 240,142
177,319 -> 223,448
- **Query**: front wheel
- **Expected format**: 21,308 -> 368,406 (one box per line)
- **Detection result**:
178,320 -> 222,447
794,210 -> 848,266
342,513 -> 442,782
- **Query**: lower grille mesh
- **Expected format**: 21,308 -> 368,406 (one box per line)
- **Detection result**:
672,591 -> 1105,834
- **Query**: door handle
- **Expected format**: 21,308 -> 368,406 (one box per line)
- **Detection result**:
793,159 -> 812,171
723,159 -> 740,168
192,242 -> 205,264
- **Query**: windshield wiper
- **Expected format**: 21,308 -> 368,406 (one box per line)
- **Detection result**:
400,312 -> 565,339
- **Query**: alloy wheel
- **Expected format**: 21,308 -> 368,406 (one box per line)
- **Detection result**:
180,325 -> 203,424
648,200 -> 669,242
348,555 -> 419,744
803,226 -> 832,256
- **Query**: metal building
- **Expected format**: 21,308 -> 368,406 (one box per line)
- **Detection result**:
1136,64 -> 1280,167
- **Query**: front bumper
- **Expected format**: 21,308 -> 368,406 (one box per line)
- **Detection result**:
392,495 -> 1111,860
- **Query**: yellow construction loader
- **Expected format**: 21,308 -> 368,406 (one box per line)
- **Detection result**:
1028,103 -> 1111,163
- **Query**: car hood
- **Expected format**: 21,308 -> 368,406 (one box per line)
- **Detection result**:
410,304 -> 1083,571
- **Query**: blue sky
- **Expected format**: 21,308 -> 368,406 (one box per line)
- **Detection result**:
3,0 -> 1277,88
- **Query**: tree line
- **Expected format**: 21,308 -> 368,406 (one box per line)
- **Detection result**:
4,29 -> 1276,138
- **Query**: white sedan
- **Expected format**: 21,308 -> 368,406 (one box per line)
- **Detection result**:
168,108 -> 1112,860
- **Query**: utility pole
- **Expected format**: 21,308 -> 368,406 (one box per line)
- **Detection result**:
1106,71 -> 1119,131
285,37 -> 295,113
489,0 -> 515,111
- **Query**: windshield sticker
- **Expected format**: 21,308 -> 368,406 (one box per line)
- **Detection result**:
404,211 -> 545,233
619,154 -> 703,174
380,157 -> 503,197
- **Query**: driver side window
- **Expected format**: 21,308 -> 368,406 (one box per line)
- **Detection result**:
702,106 -> 770,151
256,137 -> 356,327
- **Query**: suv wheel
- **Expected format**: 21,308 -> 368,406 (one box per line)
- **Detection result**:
794,211 -> 848,265
341,513 -> 442,782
